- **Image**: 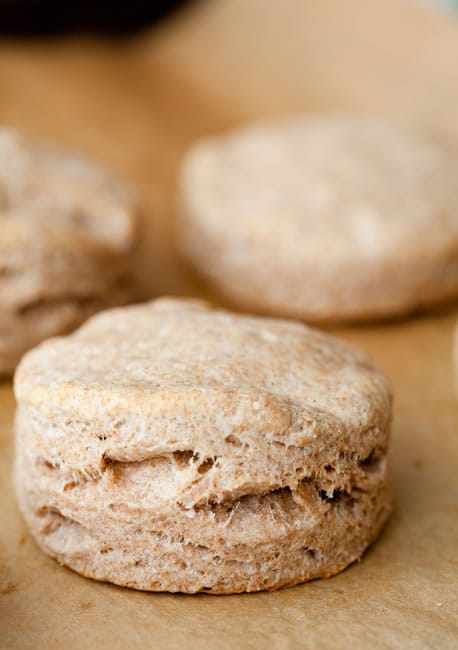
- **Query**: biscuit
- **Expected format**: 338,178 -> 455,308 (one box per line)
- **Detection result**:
178,115 -> 458,322
0,128 -> 138,374
14,298 -> 392,594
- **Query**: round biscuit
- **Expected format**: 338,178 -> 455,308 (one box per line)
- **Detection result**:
179,115 -> 458,321
14,297 -> 392,593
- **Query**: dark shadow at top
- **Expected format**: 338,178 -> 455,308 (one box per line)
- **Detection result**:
0,0 -> 191,37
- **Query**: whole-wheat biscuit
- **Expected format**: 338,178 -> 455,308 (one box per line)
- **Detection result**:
178,115 -> 458,322
14,297 -> 392,594
0,128 -> 138,375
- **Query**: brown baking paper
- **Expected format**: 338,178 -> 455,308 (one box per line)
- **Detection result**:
2,311 -> 458,649
1,0 -> 458,646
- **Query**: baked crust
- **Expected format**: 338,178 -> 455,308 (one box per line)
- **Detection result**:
14,298 -> 392,593
0,129 -> 138,373
178,115 -> 458,322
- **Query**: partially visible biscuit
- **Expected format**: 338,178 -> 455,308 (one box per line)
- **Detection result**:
0,129 -> 138,374
14,298 -> 392,594
178,115 -> 458,322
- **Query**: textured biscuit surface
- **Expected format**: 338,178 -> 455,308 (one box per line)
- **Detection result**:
179,115 -> 458,321
15,298 -> 392,594
0,128 -> 138,374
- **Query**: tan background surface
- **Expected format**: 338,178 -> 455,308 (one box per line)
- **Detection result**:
1,1 -> 458,647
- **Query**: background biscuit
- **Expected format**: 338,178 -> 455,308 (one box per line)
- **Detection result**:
0,129 -> 139,375
179,116 -> 458,322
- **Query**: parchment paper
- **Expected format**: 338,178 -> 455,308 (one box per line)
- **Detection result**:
1,1 -> 458,647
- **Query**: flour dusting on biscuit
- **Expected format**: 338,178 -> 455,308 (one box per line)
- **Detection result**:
179,115 -> 458,322
0,128 -> 138,374
15,298 -> 392,594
